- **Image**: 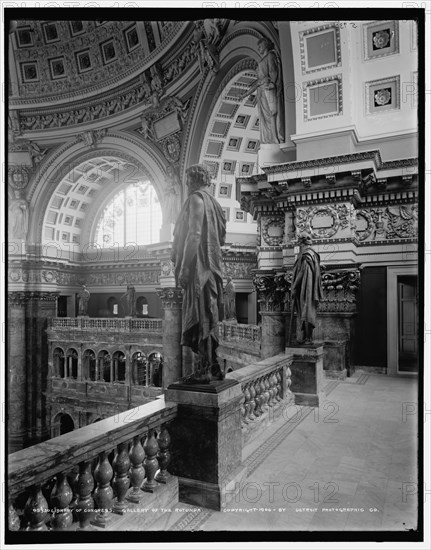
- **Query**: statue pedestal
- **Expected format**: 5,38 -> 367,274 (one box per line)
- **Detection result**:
286,344 -> 325,407
258,143 -> 291,167
165,378 -> 246,510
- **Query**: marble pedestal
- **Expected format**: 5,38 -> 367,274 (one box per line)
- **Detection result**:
165,379 -> 246,510
286,344 -> 325,407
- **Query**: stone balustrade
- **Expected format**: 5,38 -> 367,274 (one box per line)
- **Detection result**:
49,317 -> 163,332
219,321 -> 261,344
226,353 -> 294,445
8,399 -> 177,532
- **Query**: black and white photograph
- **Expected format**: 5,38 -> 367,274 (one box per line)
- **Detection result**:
2,4 -> 428,549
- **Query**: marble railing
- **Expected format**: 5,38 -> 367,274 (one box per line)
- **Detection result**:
226,354 -> 294,443
8,399 -> 177,532
49,317 -> 163,332
218,322 -> 261,346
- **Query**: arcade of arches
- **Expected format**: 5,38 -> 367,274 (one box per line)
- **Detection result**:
5,14 -> 420,536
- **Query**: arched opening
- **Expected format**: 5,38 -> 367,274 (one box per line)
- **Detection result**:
83,349 -> 96,380
65,348 -> 78,379
131,351 -> 147,385
136,296 -> 149,317
107,297 -> 118,316
52,412 -> 74,437
53,347 -> 65,378
94,181 -> 162,248
97,350 -> 111,382
148,352 -> 163,387
113,351 -> 126,382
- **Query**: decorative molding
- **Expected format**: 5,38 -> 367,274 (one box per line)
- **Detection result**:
365,75 -> 400,115
299,24 -> 341,74
263,151 -> 384,175
8,166 -> 31,190
362,20 -> 399,61
303,74 -> 343,121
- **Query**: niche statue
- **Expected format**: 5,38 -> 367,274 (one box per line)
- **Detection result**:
171,164 -> 226,383
78,285 -> 90,317
290,234 -> 323,344
240,37 -> 285,144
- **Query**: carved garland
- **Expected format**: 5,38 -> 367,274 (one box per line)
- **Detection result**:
261,217 -> 285,246
296,204 -> 350,239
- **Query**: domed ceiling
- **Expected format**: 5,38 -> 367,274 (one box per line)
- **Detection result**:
10,20 -> 184,101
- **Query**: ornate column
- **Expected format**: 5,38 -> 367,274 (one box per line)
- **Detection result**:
253,273 -> 286,359
8,292 -> 28,452
156,287 -> 183,389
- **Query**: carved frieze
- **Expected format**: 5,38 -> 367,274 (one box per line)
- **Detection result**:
224,260 -> 256,279
354,204 -> 418,241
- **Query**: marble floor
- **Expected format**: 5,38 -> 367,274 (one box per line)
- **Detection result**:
150,371 -> 419,533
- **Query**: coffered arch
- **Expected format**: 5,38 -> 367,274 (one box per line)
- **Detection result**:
28,131 -> 171,249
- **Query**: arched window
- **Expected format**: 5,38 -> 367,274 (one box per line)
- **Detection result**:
113,351 -> 126,382
52,413 -> 74,437
66,348 -> 78,379
94,182 -> 163,247
97,350 -> 111,382
83,349 -> 96,380
148,352 -> 163,388
136,296 -> 149,316
131,351 -> 147,385
53,348 -> 65,378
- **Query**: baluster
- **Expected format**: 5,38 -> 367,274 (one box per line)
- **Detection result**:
92,450 -> 114,527
239,388 -> 247,426
142,429 -> 159,492
254,378 -> 264,416
112,442 -> 130,514
9,502 -> 21,531
248,381 -> 257,421
276,368 -> 283,401
127,436 -> 145,502
261,376 -> 269,411
286,366 -> 292,395
50,472 -> 73,530
269,372 -> 277,405
155,426 -> 171,484
66,467 -> 80,520
76,460 -> 95,530
24,484 -> 48,531
263,375 -> 271,409
243,384 -> 251,424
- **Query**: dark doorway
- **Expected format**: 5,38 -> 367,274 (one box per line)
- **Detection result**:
398,275 -> 418,373
57,296 -> 67,317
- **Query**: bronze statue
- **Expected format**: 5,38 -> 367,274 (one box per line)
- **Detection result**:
241,37 -> 284,144
171,164 -> 226,383
291,234 -> 323,344
223,276 -> 236,321
121,284 -> 136,317
78,285 -> 90,316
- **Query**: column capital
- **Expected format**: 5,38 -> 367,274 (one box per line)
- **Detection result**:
253,272 -> 288,313
156,287 -> 183,309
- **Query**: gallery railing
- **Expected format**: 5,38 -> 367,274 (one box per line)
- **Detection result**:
49,317 -> 163,332
8,399 -> 177,531
226,354 -> 294,443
